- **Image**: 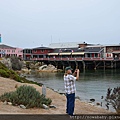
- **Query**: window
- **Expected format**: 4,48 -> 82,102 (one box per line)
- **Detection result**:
95,53 -> 98,58
113,47 -> 120,50
87,53 -> 90,57
12,50 -> 15,53
34,50 -> 37,53
7,50 -> 9,52
41,49 -> 44,53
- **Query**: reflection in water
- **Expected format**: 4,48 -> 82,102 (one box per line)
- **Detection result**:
26,69 -> 120,112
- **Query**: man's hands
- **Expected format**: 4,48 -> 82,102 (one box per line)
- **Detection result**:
73,69 -> 80,80
75,69 -> 79,73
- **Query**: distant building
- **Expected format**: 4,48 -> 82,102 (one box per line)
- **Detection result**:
23,48 -> 32,60
23,47 -> 54,60
104,44 -> 120,59
48,43 -> 104,59
0,44 -> 23,58
49,42 -> 82,48
22,42 -> 120,62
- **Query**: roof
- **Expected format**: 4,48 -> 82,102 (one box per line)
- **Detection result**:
32,47 -> 53,50
84,47 -> 104,53
49,42 -> 81,48
0,44 -> 16,49
105,44 -> 120,47
48,46 -> 104,55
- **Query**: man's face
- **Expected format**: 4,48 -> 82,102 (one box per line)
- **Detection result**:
67,69 -> 72,74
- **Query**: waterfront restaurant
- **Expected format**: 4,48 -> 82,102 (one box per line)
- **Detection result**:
105,45 -> 120,60
23,47 -> 54,60
22,42 -> 120,62
47,43 -> 104,61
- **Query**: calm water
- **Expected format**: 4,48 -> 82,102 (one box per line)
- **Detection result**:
26,69 -> 120,112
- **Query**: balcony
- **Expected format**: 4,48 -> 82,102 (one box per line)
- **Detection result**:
31,57 -> 116,61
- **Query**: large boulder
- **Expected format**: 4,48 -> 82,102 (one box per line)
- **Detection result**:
39,65 -> 47,70
0,57 -> 23,70
10,56 -> 22,70
0,58 -> 12,69
39,64 -> 58,72
21,68 -> 31,74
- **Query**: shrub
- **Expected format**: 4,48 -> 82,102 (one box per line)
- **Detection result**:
0,69 -> 10,78
0,85 -> 52,109
0,62 -> 8,70
105,87 -> 120,113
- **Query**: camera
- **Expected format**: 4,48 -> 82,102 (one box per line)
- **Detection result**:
75,69 -> 78,73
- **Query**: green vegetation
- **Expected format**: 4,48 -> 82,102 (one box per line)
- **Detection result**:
0,85 -> 52,108
106,87 -> 120,114
0,62 -> 52,108
0,62 -> 42,86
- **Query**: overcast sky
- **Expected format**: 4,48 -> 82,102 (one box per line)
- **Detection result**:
0,0 -> 120,48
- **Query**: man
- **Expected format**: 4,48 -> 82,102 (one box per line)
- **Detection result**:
64,66 -> 79,116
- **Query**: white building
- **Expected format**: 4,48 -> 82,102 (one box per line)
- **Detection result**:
49,42 -> 82,48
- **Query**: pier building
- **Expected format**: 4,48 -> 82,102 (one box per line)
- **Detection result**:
23,42 -> 120,70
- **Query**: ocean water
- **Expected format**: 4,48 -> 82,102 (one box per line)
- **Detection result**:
26,69 -> 120,112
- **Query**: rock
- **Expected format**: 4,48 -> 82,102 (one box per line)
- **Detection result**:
0,58 -> 12,69
15,84 -> 18,88
54,89 -> 58,92
3,101 -> 8,105
88,103 -> 95,106
57,69 -> 63,72
35,62 -> 41,67
29,63 -> 35,69
75,96 -> 80,100
49,105 -> 57,109
21,68 -> 31,74
90,99 -> 95,102
43,104 -> 49,109
10,56 -> 22,70
96,103 -> 101,106
101,96 -> 104,99
39,64 -> 59,72
57,90 -> 65,95
39,65 -> 47,70
20,104 -> 26,109
8,102 -> 12,105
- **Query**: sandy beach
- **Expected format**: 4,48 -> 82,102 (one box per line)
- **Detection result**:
0,77 -> 112,114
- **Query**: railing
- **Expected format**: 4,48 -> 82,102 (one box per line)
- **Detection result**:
31,57 -> 118,61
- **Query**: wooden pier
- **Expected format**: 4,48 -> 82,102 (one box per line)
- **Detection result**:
31,57 -> 120,70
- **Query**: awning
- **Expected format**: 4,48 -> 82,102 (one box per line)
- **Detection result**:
59,52 -> 71,55
48,53 -> 58,55
112,51 -> 120,54
72,52 -> 84,55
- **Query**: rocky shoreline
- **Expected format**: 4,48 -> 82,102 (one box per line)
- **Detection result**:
0,57 -> 63,73
0,77 -> 113,114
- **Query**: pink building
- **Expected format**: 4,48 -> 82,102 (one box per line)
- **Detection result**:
0,44 -> 23,58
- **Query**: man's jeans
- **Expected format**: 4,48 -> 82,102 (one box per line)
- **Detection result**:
66,93 -> 75,115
